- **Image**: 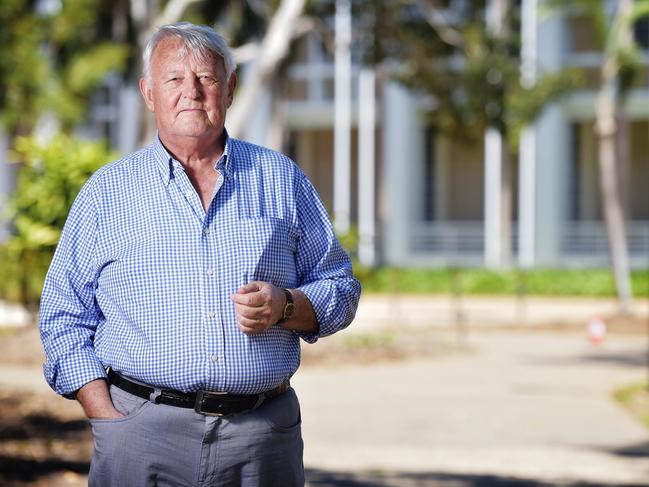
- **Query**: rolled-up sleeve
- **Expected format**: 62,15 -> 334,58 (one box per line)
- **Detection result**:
294,172 -> 361,343
39,178 -> 107,398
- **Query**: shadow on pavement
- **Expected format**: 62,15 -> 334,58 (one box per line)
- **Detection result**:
0,455 -> 89,484
306,469 -> 649,486
0,413 -> 88,441
609,440 -> 649,458
523,348 -> 649,369
578,349 -> 649,368
0,395 -> 92,486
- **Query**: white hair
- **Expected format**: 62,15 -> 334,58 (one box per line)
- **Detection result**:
142,22 -> 236,81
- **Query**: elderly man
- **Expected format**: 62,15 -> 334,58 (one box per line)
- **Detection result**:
40,22 -> 360,486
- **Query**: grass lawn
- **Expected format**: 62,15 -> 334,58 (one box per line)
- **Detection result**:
355,267 -> 649,297
614,382 -> 649,429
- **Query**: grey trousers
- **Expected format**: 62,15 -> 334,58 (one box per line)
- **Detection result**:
88,384 -> 305,487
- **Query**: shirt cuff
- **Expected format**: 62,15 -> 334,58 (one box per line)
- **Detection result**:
297,282 -> 337,343
44,350 -> 108,399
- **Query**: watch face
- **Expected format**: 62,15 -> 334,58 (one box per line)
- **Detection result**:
282,289 -> 295,321
284,302 -> 295,319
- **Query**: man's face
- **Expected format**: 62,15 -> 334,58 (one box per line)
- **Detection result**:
140,37 -> 237,141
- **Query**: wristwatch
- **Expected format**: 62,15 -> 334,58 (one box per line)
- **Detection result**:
279,288 -> 295,323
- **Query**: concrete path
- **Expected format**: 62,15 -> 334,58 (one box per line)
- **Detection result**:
351,294 -> 649,332
294,331 -> 649,486
2,295 -> 649,486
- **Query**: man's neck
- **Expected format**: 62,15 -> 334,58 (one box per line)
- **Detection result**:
160,132 -> 225,168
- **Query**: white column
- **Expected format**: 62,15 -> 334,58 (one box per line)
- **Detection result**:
484,128 -> 503,268
118,84 -> 141,153
483,0 -> 506,268
518,128 -> 536,268
518,0 -> 538,269
535,10 -> 567,266
382,81 -> 424,265
334,0 -> 352,234
358,69 -> 376,267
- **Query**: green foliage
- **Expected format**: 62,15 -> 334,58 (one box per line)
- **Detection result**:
0,0 -> 129,135
0,135 -> 115,308
358,0 -> 583,149
506,68 -> 584,149
0,4 -> 48,134
336,227 -> 359,260
356,267 -> 649,298
65,43 -> 130,94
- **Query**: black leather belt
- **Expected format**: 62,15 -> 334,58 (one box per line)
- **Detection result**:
107,369 -> 289,417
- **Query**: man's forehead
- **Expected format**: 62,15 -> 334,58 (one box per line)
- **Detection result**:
153,37 -> 223,71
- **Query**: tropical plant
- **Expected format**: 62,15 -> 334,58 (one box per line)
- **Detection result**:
0,135 -> 116,309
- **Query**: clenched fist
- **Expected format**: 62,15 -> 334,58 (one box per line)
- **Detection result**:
230,281 -> 285,335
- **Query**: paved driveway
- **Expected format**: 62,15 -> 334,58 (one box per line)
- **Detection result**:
294,331 -> 649,486
1,315 -> 648,486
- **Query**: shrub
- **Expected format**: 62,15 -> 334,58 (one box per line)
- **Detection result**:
0,134 -> 115,309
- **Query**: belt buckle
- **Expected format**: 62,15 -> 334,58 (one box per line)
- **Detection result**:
194,389 -> 228,417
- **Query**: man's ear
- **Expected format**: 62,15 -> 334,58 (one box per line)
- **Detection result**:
226,72 -> 237,108
139,78 -> 155,112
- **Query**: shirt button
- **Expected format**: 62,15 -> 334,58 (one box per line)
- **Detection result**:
206,269 -> 215,276
211,354 -> 218,362
208,311 -> 216,318
203,228 -> 210,236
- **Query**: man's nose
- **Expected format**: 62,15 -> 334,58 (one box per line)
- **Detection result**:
182,76 -> 201,99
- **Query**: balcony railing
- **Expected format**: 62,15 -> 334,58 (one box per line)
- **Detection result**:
561,220 -> 649,256
409,220 -> 649,267
411,221 -> 485,255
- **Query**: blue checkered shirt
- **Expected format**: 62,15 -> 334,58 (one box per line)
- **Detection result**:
40,135 -> 361,397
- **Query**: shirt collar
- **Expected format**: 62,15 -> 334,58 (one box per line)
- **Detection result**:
151,131 -> 234,185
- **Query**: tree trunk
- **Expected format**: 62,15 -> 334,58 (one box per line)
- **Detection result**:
226,0 -> 306,138
596,108 -> 632,314
265,77 -> 286,151
616,113 -> 631,218
595,1 -> 633,314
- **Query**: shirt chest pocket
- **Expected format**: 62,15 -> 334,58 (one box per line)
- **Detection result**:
236,217 -> 298,288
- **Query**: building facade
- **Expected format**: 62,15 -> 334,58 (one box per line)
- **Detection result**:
247,2 -> 649,269
1,3 -> 646,270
